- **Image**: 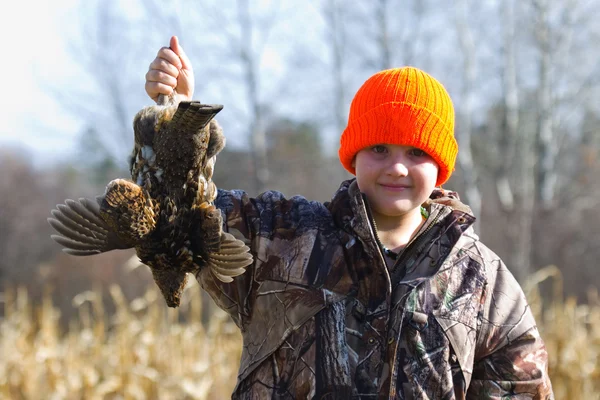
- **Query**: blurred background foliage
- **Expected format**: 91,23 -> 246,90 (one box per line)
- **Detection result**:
1,0 -> 600,396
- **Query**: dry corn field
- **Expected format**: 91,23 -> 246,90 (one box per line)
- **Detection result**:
1,265 -> 599,399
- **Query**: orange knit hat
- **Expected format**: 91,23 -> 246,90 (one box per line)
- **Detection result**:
339,67 -> 457,186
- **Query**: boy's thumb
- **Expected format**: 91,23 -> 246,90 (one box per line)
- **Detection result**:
170,35 -> 192,71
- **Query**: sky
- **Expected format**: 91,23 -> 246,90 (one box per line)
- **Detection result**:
0,1 -> 481,169
0,1 -> 328,168
0,1 -> 86,166
8,1 -> 597,170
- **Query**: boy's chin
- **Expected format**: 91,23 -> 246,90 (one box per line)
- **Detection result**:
375,205 -> 419,219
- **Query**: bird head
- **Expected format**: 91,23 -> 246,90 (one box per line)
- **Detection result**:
150,267 -> 189,308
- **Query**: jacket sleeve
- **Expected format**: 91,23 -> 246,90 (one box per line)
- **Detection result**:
467,257 -> 554,399
195,188 -> 332,329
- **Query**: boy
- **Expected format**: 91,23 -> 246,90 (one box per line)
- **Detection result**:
145,36 -> 553,399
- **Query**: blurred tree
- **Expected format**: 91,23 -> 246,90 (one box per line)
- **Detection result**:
322,0 -> 349,135
212,148 -> 254,194
579,109 -> 600,172
526,0 -> 599,209
453,0 -> 482,232
45,0 -> 158,166
75,125 -> 124,185
267,118 -> 324,199
499,0 -> 536,281
213,117 -> 349,202
531,0 -> 557,210
37,0 -> 600,302
0,152 -> 74,288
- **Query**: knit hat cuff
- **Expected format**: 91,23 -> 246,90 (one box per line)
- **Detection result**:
339,101 -> 458,186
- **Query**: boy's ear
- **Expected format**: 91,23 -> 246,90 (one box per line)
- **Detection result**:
351,157 -> 356,168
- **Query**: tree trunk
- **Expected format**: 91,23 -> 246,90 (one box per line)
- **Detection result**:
238,0 -> 269,194
324,0 -> 347,135
497,0 -> 518,212
375,0 -> 392,70
534,0 -> 557,209
454,0 -> 482,231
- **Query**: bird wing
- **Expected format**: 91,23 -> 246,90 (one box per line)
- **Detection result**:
207,232 -> 254,283
192,205 -> 253,283
48,197 -> 132,255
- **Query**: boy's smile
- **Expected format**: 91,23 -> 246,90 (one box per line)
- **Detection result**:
353,144 -> 439,227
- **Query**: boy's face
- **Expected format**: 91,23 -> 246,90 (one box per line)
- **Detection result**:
353,144 -> 439,223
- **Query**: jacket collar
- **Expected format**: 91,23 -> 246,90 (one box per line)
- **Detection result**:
326,179 -> 477,305
327,179 -> 475,236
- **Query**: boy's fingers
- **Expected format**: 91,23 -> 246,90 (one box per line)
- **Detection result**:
169,35 -> 192,71
155,46 -> 183,70
145,69 -> 178,88
145,81 -> 174,101
148,59 -> 180,80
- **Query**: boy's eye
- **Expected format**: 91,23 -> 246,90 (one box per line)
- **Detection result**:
372,145 -> 387,154
409,148 -> 427,157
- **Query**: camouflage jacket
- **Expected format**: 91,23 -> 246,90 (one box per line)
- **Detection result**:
197,179 -> 554,399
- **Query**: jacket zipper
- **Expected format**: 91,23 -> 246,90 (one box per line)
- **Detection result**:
361,194 -> 441,277
360,194 -> 392,292
361,194 -> 389,265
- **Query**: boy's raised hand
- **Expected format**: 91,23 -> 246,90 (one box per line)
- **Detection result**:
145,36 -> 195,103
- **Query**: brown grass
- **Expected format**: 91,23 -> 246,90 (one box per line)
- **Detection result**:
524,265 -> 600,399
1,266 -> 598,399
0,281 -> 241,399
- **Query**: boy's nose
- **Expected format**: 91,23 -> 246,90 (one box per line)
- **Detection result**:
387,157 -> 409,176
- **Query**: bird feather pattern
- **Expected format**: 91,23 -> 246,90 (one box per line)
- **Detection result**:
48,94 -> 253,307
